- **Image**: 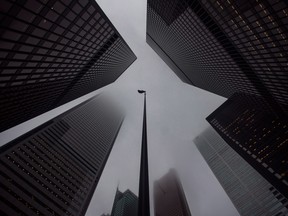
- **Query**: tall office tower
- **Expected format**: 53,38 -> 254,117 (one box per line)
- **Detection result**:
206,93 -> 288,199
146,0 -> 287,114
110,188 -> 138,216
154,169 -> 191,216
0,95 -> 124,216
0,0 -> 136,132
195,127 -> 288,216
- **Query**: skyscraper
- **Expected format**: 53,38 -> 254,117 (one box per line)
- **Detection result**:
206,93 -> 288,199
147,0 -> 288,205
154,169 -> 191,216
0,0 -> 136,132
110,189 -> 138,216
195,127 -> 288,216
0,95 -> 124,216
146,0 -> 287,114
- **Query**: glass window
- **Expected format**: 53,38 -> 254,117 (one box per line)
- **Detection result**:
60,19 -> 70,28
55,26 -> 65,35
72,3 -> 82,13
67,11 -> 76,22
87,6 -> 95,14
46,11 -> 59,22
53,2 -> 65,14
19,9 -> 36,22
33,28 -> 46,37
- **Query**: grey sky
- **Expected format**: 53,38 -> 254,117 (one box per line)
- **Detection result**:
86,0 -> 240,215
0,0 -> 240,215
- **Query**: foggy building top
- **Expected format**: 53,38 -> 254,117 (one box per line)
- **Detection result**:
154,169 -> 191,216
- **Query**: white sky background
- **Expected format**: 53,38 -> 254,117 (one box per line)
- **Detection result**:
0,0 -> 241,215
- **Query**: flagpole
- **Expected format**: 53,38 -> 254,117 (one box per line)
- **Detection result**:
137,90 -> 150,216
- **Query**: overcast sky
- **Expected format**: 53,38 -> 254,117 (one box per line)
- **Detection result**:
85,0 -> 240,215
0,0 -> 240,215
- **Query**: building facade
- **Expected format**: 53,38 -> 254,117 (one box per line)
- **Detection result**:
154,169 -> 191,216
206,93 -> 288,199
147,0 -> 287,114
0,95 -> 124,216
0,0 -> 136,132
195,127 -> 288,216
110,189 -> 138,216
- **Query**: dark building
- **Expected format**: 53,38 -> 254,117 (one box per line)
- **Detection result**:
0,95 -> 124,216
206,93 -> 288,199
195,127 -> 288,216
154,169 -> 191,216
0,0 -> 136,132
147,0 -> 287,114
110,188 -> 138,216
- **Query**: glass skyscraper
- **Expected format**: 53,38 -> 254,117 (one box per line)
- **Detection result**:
147,0 -> 287,203
110,189 -> 138,216
207,93 -> 288,199
0,0 -> 136,132
195,127 -> 288,216
147,0 -> 287,115
0,95 -> 124,216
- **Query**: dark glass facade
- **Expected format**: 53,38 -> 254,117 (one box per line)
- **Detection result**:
206,93 -> 288,199
154,169 -> 191,216
110,189 -> 138,216
0,0 -> 136,132
0,95 -> 124,216
147,0 -> 287,114
195,127 -> 288,216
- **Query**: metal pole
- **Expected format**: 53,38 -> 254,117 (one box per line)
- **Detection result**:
138,91 -> 150,216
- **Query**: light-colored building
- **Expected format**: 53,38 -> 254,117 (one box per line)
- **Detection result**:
195,127 -> 288,216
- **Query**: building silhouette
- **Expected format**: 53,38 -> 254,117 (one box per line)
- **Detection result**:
0,95 -> 124,216
195,127 -> 288,216
206,93 -> 288,199
154,169 -> 191,216
110,188 -> 138,216
0,0 -> 136,132
147,0 -> 288,205
147,0 -> 287,115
